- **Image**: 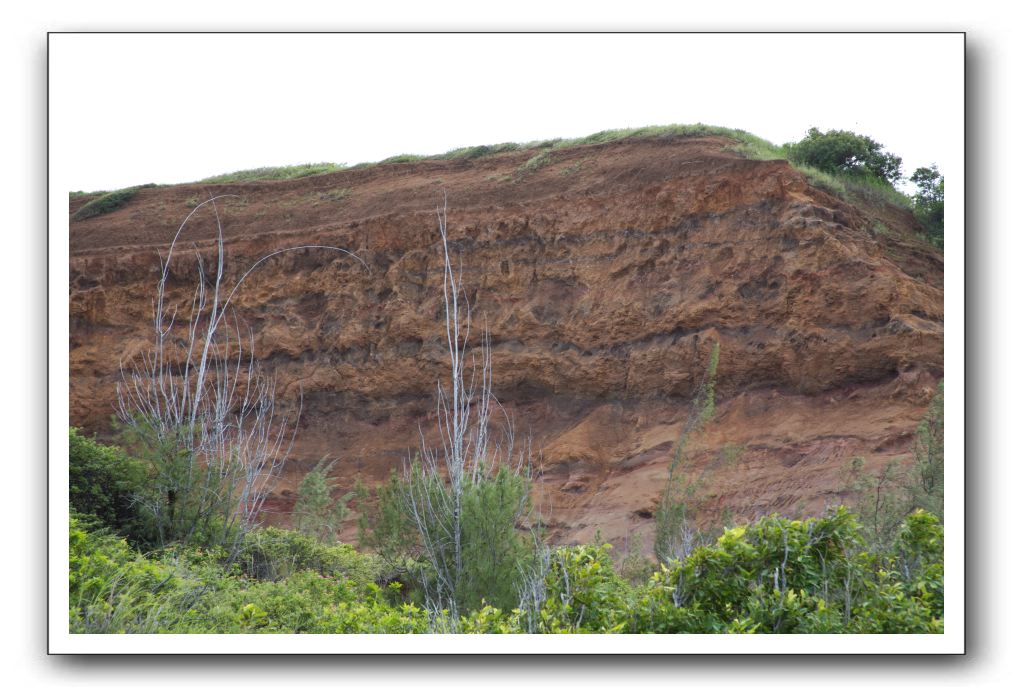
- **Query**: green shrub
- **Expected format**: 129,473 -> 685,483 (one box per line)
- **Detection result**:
185,572 -> 429,634
239,526 -> 380,586
71,186 -> 142,221
443,142 -> 521,160
292,458 -> 352,543
786,127 -> 903,186
69,514 -> 187,633
634,508 -> 943,634
516,151 -> 552,176
197,163 -> 346,184
357,470 -> 422,578
616,533 -> 656,586
115,419 -> 245,551
69,428 -> 147,537
379,154 -> 426,164
911,165 -> 944,247
537,543 -> 631,633
388,462 -> 534,613
68,506 -> 942,634
457,466 -> 533,611
69,515 -> 417,634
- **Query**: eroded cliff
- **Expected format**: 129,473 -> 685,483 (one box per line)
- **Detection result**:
69,135 -> 944,550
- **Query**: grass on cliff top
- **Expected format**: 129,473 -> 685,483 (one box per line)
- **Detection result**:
70,124 -> 913,215
71,184 -> 158,221
197,162 -> 348,184
356,123 -> 787,170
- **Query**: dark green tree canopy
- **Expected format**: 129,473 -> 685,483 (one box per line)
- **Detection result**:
786,127 -> 903,186
910,164 -> 944,247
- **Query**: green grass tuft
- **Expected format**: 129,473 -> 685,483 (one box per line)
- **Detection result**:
442,142 -> 522,160
198,163 -> 346,184
379,154 -> 426,165
516,151 -> 552,177
71,185 -> 152,221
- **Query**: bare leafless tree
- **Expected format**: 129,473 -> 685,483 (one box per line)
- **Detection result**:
401,196 -> 529,620
116,196 -> 365,554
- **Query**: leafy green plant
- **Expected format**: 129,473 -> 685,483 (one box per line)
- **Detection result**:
911,165 -> 944,247
69,428 -> 147,537
68,504 -> 942,634
357,469 -> 422,579
636,508 -> 942,634
388,461 -> 534,614
239,526 -> 379,585
69,514 -> 186,633
292,457 -> 352,543
116,420 -> 246,551
537,543 -> 631,633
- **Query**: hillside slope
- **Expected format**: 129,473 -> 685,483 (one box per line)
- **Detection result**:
68,134 -> 943,550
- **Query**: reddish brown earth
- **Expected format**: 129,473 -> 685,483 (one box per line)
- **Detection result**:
68,135 -> 944,554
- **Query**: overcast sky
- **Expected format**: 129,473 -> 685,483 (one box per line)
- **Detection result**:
50,33 -> 963,194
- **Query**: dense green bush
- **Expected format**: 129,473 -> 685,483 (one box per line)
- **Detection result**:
357,470 -> 423,579
69,428 -> 147,537
69,515 -> 418,634
238,526 -> 380,586
539,543 -> 632,633
911,165 -> 945,247
69,514 -> 186,633
786,128 -> 903,186
114,419 -> 248,551
68,505 -> 942,634
633,508 -> 942,634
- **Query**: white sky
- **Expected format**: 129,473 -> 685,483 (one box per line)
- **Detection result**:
50,33 -> 963,194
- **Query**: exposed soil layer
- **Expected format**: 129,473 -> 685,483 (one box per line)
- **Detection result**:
69,135 -> 943,553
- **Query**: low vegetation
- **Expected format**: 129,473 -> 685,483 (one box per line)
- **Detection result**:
197,163 -> 347,184
911,165 -> 945,248
68,377 -> 945,634
69,123 -> 945,248
71,184 -> 156,221
68,472 -> 943,634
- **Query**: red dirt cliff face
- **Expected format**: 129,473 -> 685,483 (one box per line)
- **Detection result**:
69,136 -> 943,551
